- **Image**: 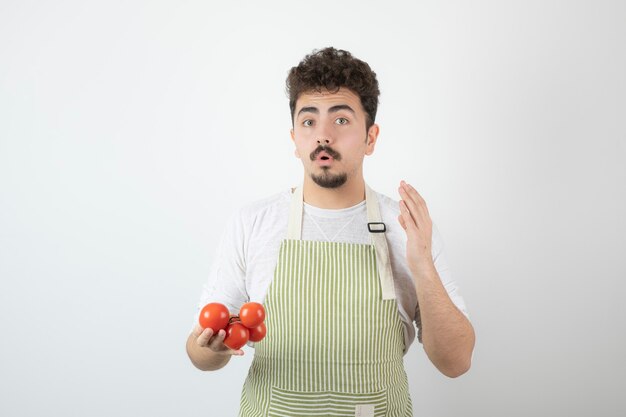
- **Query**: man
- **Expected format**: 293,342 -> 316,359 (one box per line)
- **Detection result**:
187,47 -> 475,416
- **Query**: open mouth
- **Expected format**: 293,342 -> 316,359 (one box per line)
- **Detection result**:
310,146 -> 341,164
316,152 -> 334,165
316,150 -> 334,161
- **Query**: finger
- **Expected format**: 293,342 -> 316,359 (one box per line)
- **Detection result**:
208,329 -> 227,350
399,184 -> 429,227
398,214 -> 407,230
192,324 -> 204,338
207,329 -> 235,353
208,329 -> 244,356
401,181 -> 430,217
398,184 -> 419,214
399,199 -> 418,231
399,181 -> 423,211
196,328 -> 214,347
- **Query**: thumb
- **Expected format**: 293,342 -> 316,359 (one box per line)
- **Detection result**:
398,214 -> 407,230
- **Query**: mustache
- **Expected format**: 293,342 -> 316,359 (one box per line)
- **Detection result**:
310,145 -> 342,161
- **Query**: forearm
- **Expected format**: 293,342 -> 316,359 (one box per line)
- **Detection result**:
186,333 -> 232,371
413,263 -> 475,378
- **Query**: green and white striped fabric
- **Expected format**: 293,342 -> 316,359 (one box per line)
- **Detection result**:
239,240 -> 412,416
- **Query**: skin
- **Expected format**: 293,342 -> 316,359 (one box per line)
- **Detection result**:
187,87 -> 475,377
186,325 -> 242,371
289,87 -> 379,208
398,181 -> 475,377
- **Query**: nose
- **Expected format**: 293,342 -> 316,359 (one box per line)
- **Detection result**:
316,124 -> 333,146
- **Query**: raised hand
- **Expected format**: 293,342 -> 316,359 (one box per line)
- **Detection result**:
397,180 -> 434,277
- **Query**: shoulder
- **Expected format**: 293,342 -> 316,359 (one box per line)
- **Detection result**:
218,189 -> 292,256
230,189 -> 292,231
374,190 -> 400,216
237,189 -> 291,217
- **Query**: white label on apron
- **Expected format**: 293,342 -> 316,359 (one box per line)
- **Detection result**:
355,404 -> 375,417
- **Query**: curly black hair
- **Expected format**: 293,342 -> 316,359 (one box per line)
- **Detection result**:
286,47 -> 380,131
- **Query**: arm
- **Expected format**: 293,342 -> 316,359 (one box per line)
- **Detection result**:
412,263 -> 475,377
398,180 -> 475,378
187,209 -> 249,370
186,324 -> 244,371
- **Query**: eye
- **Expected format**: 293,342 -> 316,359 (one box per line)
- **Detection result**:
302,119 -> 313,127
335,117 -> 349,125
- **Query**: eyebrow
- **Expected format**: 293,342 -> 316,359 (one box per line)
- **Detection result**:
297,104 -> 356,118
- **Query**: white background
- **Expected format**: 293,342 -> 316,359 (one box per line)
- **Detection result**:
1,1 -> 625,416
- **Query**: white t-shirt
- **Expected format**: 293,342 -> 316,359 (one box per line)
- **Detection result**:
194,188 -> 469,354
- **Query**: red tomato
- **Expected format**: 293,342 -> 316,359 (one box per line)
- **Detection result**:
198,303 -> 230,333
239,302 -> 265,329
223,322 -> 249,350
248,322 -> 267,342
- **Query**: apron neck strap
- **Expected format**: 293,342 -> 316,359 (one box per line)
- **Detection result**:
287,185 -> 304,240
286,184 -> 396,300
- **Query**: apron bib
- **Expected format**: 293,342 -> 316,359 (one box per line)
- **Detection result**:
238,185 -> 413,417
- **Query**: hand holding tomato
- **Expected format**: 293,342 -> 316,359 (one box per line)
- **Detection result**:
197,301 -> 268,353
192,323 -> 244,356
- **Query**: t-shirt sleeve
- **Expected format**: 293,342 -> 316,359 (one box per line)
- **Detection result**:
415,222 -> 470,343
191,209 -> 249,330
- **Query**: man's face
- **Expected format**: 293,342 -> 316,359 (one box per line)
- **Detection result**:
290,87 -> 379,188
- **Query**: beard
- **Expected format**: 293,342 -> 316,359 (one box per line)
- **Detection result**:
309,145 -> 347,188
310,169 -> 348,188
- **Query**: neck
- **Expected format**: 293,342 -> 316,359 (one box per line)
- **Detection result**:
302,175 -> 366,209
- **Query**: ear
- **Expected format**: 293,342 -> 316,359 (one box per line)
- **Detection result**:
365,123 -> 380,156
290,128 -> 301,158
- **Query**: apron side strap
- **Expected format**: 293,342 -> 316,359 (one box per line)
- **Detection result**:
365,184 -> 396,300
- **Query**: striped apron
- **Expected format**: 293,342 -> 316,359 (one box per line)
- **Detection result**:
239,185 -> 413,417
